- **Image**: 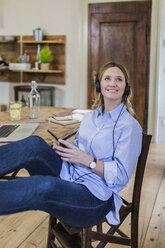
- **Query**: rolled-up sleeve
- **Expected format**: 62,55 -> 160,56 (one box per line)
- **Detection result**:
104,121 -> 142,187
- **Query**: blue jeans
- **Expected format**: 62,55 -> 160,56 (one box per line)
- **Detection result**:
0,136 -> 114,227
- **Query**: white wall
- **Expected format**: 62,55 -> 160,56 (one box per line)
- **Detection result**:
0,82 -> 10,105
0,0 -> 165,143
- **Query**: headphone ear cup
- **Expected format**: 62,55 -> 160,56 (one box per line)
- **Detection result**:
95,74 -> 101,93
124,83 -> 130,96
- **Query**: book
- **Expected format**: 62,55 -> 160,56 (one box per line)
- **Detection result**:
48,117 -> 80,126
52,115 -> 73,121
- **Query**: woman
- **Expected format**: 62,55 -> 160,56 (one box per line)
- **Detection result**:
0,61 -> 142,227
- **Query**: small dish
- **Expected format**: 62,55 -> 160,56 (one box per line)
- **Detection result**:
5,36 -> 15,41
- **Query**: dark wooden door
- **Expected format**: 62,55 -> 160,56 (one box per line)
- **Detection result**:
88,1 -> 151,131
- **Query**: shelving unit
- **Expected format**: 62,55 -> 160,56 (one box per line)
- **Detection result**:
0,35 -> 66,84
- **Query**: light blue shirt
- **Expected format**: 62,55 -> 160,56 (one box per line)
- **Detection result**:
60,103 -> 142,225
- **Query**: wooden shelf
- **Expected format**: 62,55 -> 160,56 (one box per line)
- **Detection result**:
18,35 -> 65,45
0,67 -> 9,71
10,69 -> 63,73
17,40 -> 65,44
0,40 -> 16,43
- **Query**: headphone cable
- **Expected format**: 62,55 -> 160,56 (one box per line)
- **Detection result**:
72,102 -> 126,181
112,103 -> 125,161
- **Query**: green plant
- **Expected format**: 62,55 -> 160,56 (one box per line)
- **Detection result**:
38,45 -> 53,63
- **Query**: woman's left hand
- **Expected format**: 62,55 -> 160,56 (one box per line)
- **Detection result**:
55,139 -> 92,167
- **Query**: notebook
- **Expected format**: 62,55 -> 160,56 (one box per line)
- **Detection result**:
0,123 -> 39,142
48,117 -> 80,126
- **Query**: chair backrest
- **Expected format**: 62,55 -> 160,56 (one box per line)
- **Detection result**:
132,133 -> 152,211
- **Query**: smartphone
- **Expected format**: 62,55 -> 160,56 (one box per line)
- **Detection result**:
47,130 -> 66,147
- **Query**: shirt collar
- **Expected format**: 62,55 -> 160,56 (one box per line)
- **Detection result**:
97,103 -> 126,122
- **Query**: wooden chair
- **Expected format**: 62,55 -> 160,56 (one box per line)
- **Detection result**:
14,85 -> 55,106
47,133 -> 152,248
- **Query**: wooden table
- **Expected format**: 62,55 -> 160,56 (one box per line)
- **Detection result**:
0,106 -> 80,144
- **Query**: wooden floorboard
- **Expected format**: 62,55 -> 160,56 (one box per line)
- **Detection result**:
0,144 -> 165,248
143,169 -> 165,248
18,215 -> 49,248
139,144 -> 165,247
0,212 -> 48,248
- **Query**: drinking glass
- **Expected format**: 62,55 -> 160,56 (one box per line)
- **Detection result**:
9,102 -> 22,121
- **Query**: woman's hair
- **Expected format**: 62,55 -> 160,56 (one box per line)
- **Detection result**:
92,61 -> 135,116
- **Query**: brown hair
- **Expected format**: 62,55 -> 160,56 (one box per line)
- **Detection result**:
92,61 -> 135,116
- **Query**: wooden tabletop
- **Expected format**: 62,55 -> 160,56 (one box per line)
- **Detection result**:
0,106 -> 80,145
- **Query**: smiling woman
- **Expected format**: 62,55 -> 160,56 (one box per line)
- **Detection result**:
92,61 -> 134,116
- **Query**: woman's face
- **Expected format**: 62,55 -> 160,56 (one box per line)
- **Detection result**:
100,66 -> 126,104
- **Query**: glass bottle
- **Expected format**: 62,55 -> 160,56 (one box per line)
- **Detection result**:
28,81 -> 40,119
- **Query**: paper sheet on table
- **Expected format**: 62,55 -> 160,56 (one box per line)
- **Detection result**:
72,109 -> 91,115
71,109 -> 91,121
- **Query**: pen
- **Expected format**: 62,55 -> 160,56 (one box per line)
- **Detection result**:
62,130 -> 78,140
26,121 -> 48,123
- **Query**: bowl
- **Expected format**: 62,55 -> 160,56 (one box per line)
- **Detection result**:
5,36 -> 15,41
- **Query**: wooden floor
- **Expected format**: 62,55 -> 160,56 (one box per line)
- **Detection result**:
0,143 -> 164,248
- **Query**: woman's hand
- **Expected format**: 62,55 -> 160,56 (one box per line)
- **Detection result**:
53,139 -> 104,178
52,139 -> 59,150
54,138 -> 92,167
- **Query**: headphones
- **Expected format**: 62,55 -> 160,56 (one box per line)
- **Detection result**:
95,73 -> 131,96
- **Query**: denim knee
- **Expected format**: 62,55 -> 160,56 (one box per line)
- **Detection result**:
35,176 -> 59,204
26,135 -> 45,147
26,135 -> 48,155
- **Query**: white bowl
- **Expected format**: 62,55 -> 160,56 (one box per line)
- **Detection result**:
5,36 -> 15,41
9,63 -> 31,70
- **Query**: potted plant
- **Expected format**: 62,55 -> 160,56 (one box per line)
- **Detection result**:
38,44 -> 53,70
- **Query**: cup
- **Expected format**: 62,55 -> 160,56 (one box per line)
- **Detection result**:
9,102 -> 22,121
33,29 -> 43,41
